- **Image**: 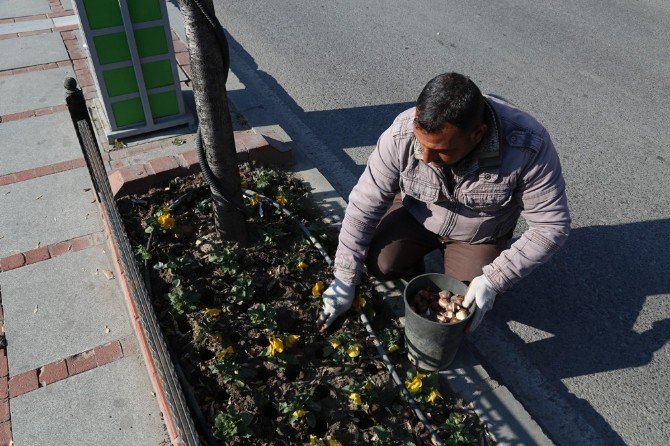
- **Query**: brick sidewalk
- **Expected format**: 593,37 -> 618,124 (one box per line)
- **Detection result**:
0,1 -> 171,444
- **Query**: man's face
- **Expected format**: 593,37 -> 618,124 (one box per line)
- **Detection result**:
414,121 -> 487,168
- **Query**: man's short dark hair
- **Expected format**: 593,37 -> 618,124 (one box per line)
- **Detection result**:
415,73 -> 485,133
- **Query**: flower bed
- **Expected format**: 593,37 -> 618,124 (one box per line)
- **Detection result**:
117,164 -> 491,445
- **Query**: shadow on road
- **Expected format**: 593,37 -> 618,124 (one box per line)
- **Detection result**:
485,218 -> 670,443
222,28 -> 414,176
501,219 -> 670,379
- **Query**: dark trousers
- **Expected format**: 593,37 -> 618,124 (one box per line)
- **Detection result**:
365,196 -> 510,284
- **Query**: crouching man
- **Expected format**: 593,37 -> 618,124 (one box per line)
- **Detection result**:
317,72 -> 570,332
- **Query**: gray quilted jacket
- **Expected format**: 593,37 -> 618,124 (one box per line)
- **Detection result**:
333,95 -> 571,293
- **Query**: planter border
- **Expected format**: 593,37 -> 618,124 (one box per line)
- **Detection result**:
67,83 -> 199,446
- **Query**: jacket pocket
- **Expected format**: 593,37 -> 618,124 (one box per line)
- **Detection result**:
460,185 -> 512,212
400,171 -> 440,203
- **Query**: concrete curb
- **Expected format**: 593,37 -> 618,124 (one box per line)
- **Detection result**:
107,131 -> 292,197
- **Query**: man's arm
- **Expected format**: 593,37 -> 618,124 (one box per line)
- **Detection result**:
333,125 -> 403,286
482,130 -> 571,293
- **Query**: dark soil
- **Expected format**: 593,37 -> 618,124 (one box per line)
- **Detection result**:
117,164 -> 492,445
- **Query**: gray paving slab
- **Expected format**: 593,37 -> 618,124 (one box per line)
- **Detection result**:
441,345 -> 552,445
1,244 -> 133,374
0,167 -> 102,257
51,14 -> 77,28
0,0 -> 50,19
0,18 -> 52,35
10,354 -> 170,446
61,0 -> 73,11
0,111 -> 81,175
0,33 -> 67,72
0,66 -> 72,116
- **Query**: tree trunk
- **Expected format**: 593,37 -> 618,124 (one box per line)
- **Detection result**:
178,0 -> 248,245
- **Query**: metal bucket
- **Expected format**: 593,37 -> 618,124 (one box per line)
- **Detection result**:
404,273 -> 471,371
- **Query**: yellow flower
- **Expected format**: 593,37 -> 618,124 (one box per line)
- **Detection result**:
347,343 -> 363,358
312,280 -> 326,297
250,195 -> 261,206
276,195 -> 288,206
296,260 -> 309,271
203,308 -> 221,317
388,344 -> 400,353
427,389 -> 444,404
352,294 -> 366,311
292,409 -> 309,418
215,346 -> 233,361
349,392 -> 362,405
309,435 -> 319,446
157,213 -> 175,229
268,336 -> 284,356
329,338 -> 341,349
285,334 -> 300,348
406,372 -> 425,393
328,438 -> 342,446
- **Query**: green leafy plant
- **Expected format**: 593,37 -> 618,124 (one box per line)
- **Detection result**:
343,378 -> 377,408
279,393 -> 320,428
212,409 -> 253,440
145,207 -> 175,234
208,247 -> 239,276
322,332 -> 364,364
257,226 -> 288,249
195,198 -> 211,214
442,413 -> 475,446
251,167 -> 280,192
172,136 -> 186,146
165,277 -> 200,315
134,244 -> 152,262
404,370 -> 443,404
193,307 -> 222,337
262,334 -> 300,367
247,303 -> 277,331
209,349 -> 252,387
378,327 -> 402,353
227,274 -> 255,305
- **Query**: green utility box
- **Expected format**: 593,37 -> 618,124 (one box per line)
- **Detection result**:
73,0 -> 191,141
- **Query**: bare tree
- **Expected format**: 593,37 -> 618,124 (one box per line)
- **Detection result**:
179,0 -> 248,245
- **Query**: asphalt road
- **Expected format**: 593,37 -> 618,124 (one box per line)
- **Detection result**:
212,0 -> 670,444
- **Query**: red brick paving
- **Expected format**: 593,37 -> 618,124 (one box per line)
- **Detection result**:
0,232 -> 106,273
8,370 -> 38,398
94,341 -> 123,367
38,360 -> 68,386
66,351 -> 97,377
0,254 -> 25,272
23,247 -> 50,265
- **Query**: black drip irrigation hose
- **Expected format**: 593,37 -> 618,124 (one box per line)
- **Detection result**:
243,191 -> 446,446
144,188 -> 445,445
181,0 -> 445,443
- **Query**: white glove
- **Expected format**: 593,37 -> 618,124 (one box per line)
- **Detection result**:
316,278 -> 355,331
463,275 -> 497,333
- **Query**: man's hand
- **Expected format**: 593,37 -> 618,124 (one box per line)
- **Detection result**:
463,274 -> 496,333
316,278 -> 355,332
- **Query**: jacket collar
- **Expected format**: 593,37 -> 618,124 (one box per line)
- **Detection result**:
460,98 -> 501,169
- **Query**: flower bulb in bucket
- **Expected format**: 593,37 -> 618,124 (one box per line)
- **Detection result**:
404,273 -> 473,371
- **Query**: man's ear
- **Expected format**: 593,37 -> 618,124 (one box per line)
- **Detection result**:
470,123 -> 488,145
